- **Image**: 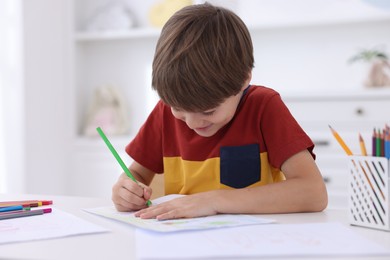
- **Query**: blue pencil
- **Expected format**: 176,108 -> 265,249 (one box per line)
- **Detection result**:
0,205 -> 23,213
385,132 -> 390,159
372,128 -> 377,156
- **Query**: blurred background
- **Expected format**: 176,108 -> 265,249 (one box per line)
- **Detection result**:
0,0 -> 389,208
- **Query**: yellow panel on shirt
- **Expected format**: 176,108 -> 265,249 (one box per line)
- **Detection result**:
163,152 -> 285,195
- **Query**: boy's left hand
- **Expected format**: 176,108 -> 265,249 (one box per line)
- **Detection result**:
134,191 -> 218,220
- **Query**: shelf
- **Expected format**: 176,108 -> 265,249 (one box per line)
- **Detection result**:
242,0 -> 390,30
280,88 -> 390,101
74,27 -> 161,42
247,15 -> 390,32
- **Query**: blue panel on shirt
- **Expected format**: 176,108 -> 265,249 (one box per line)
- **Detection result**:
220,143 -> 261,188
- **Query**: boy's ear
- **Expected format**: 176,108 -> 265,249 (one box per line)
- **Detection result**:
247,71 -> 252,82
241,71 -> 252,90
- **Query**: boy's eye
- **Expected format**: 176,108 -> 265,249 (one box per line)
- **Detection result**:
172,107 -> 182,113
202,110 -> 215,116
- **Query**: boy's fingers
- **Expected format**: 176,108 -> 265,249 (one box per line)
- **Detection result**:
143,186 -> 153,201
114,188 -> 143,208
122,188 -> 147,205
121,178 -> 144,197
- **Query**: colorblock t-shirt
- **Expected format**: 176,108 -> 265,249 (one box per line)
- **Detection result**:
126,85 -> 315,194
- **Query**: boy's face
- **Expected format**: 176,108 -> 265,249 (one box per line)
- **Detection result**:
170,85 -> 247,137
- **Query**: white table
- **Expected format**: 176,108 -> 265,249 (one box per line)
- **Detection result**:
0,194 -> 389,260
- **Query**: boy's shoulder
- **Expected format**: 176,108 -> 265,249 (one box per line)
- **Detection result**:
245,85 -> 281,103
240,85 -> 287,114
248,85 -> 279,96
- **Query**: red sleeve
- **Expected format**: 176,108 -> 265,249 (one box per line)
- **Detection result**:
260,94 -> 315,169
125,101 -> 164,173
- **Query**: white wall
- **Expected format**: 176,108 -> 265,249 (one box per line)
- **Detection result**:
22,0 -> 70,195
0,0 -> 25,194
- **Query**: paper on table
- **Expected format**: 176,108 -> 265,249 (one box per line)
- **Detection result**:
85,194 -> 275,232
0,208 -> 108,244
136,222 -> 390,259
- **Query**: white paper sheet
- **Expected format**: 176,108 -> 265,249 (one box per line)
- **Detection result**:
136,222 -> 390,259
0,208 -> 108,244
85,194 -> 275,232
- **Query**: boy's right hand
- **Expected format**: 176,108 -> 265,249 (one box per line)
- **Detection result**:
112,173 -> 152,212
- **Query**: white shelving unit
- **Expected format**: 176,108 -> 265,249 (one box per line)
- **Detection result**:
66,0 -> 163,198
282,89 -> 390,208
62,0 -> 390,200
72,34 -> 159,136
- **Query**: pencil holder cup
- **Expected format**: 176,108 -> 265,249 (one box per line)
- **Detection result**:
348,156 -> 390,231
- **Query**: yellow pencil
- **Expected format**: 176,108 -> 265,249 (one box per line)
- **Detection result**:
328,125 -> 353,155
358,133 -> 367,156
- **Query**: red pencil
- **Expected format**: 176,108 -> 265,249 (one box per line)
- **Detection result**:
0,200 -> 52,208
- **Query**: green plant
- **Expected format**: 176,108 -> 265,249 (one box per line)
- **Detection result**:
348,48 -> 388,64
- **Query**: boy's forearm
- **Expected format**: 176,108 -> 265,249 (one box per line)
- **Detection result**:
213,177 -> 327,214
128,162 -> 156,186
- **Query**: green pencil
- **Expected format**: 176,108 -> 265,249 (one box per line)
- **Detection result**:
376,129 -> 381,157
96,127 -> 151,206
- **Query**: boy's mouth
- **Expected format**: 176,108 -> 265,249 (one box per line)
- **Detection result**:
193,124 -> 212,134
193,123 -> 220,137
194,124 -> 212,132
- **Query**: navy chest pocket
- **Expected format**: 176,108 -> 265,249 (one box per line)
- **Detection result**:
220,144 -> 261,188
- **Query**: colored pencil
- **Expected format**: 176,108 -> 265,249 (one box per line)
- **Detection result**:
385,130 -> 390,159
372,129 -> 376,156
0,200 -> 52,208
0,205 -> 23,213
329,125 -> 353,155
0,206 -> 30,215
358,133 -> 367,156
380,130 -> 385,157
0,209 -> 29,216
96,127 -> 152,206
0,202 -> 38,208
376,129 -> 381,157
0,208 -> 52,220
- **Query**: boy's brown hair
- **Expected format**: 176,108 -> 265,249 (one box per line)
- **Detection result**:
152,3 -> 254,112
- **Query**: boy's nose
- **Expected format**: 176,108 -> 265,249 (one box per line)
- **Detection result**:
184,114 -> 202,129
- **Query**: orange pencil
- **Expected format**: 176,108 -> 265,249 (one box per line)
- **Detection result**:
358,133 -> 367,156
329,125 -> 353,155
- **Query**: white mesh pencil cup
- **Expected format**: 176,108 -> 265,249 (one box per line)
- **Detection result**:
348,156 -> 390,231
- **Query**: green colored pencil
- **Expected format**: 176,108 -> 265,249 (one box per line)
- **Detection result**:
96,127 -> 151,206
376,129 -> 381,157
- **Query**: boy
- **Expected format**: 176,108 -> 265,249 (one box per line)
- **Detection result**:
112,3 -> 328,220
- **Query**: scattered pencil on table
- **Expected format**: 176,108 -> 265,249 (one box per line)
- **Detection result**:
96,127 -> 152,207
328,125 -> 353,155
0,200 -> 52,208
0,208 -> 52,220
0,205 -> 26,213
0,200 -> 53,220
